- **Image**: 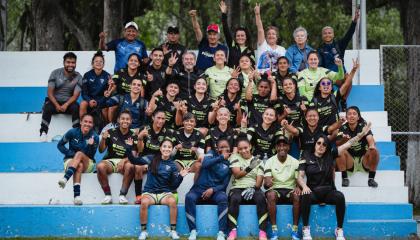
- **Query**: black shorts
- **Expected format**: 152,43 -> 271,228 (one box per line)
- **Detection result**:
267,188 -> 294,204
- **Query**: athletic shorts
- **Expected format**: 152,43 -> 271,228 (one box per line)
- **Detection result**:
348,155 -> 369,173
267,188 -> 294,203
63,158 -> 95,173
102,158 -> 124,173
175,159 -> 196,169
142,192 -> 177,204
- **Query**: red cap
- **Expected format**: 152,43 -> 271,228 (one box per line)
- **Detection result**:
206,24 -> 220,33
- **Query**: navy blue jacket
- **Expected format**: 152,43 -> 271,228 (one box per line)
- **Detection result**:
191,154 -> 231,193
81,69 -> 110,106
104,94 -> 148,128
57,128 -> 99,160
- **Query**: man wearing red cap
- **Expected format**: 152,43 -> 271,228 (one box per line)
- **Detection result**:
189,10 -> 228,71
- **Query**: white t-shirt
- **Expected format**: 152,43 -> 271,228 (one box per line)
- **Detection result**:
256,40 -> 286,73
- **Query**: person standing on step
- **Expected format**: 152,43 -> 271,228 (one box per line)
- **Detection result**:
40,52 -> 82,142
185,138 -> 232,240
128,139 -> 189,240
57,114 -> 99,205
297,123 -> 371,240
336,106 -> 379,187
160,26 -> 186,70
96,110 -> 138,205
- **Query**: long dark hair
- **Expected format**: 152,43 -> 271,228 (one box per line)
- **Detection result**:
234,27 -> 253,51
313,77 -> 332,98
346,106 -> 366,124
150,139 -> 173,175
302,134 -> 334,182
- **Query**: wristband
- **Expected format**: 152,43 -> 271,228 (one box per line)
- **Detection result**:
245,166 -> 252,173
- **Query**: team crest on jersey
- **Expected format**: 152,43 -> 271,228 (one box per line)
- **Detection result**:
158,136 -> 164,142
100,78 -> 105,84
135,47 -> 140,52
165,165 -> 171,171
136,103 -> 140,108
268,134 -> 273,139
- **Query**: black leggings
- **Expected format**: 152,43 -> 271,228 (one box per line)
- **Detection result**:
228,188 -> 267,231
300,187 -> 345,228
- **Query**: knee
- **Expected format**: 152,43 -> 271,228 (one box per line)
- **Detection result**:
291,193 -> 300,205
193,161 -> 202,172
167,197 -> 177,207
335,191 -> 346,203
80,101 -> 88,109
229,194 -> 241,205
301,193 -> 311,204
253,190 -> 266,202
124,161 -> 133,172
76,163 -> 84,173
265,191 -> 277,203
218,193 -> 228,203
185,192 -> 197,204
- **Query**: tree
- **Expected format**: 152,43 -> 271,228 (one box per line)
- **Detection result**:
0,0 -> 5,51
103,0 -> 123,43
32,0 -> 64,50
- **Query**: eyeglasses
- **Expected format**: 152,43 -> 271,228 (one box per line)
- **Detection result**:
316,141 -> 327,147
320,81 -> 331,86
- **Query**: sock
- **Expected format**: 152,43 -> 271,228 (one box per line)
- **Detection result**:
64,167 -> 76,180
134,179 -> 143,196
141,224 -> 147,231
271,225 -> 278,231
341,171 -> 348,179
102,185 -> 111,195
369,171 -> 376,179
170,224 -> 176,231
73,183 -> 81,198
119,187 -> 128,196
292,225 -> 298,232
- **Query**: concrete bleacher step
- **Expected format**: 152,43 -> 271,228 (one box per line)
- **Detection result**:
0,173 -> 408,204
334,171 -> 404,187
0,204 -> 415,238
347,85 -> 384,111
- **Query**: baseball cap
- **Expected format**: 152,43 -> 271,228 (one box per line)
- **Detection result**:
125,21 -> 139,31
206,24 -> 220,33
167,26 -> 180,34
276,135 -> 290,145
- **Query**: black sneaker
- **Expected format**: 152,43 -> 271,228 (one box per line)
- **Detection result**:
342,178 -> 350,187
368,178 -> 378,188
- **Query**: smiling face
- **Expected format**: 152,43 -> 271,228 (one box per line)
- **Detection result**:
266,28 -> 278,45
166,83 -> 179,98
160,140 -> 174,159
127,55 -> 140,70
118,112 -> 132,130
235,30 -> 247,46
262,108 -> 276,125
237,140 -> 252,159
167,32 -> 180,44
63,58 -> 76,74
276,141 -> 290,159
216,108 -> 230,126
226,78 -> 240,94
207,31 -> 219,45
151,50 -> 164,67
307,52 -> 319,69
130,79 -> 142,94
319,78 -> 332,94
282,78 -> 296,95
182,52 -> 196,70
183,117 -> 196,132
92,56 -> 104,71
239,55 -> 251,70
217,139 -> 231,155
214,50 -> 226,65
277,57 -> 289,73
294,30 -> 307,46
305,109 -> 319,127
124,27 -> 138,42
194,78 -> 207,94
322,27 -> 334,43
80,115 -> 94,134
314,137 -> 327,156
258,80 -> 271,97
346,108 -> 360,125
153,111 -> 166,129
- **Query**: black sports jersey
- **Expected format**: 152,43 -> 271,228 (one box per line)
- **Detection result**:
112,67 -> 143,95
310,91 -> 341,127
243,94 -> 279,127
271,71 -> 298,97
140,125 -> 174,156
205,126 -> 237,151
247,123 -> 282,158
187,95 -> 213,128
278,94 -> 308,127
142,64 -> 171,101
155,95 -> 180,129
220,91 -> 241,128
160,42 -> 186,70
104,128 -> 138,159
298,149 -> 338,189
297,125 -> 329,152
171,67 -> 204,101
336,121 -> 372,157
173,128 -> 205,161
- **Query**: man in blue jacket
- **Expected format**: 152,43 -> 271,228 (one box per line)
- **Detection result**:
185,138 -> 232,240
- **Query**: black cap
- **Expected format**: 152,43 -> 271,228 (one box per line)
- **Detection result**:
276,135 -> 290,145
167,26 -> 179,34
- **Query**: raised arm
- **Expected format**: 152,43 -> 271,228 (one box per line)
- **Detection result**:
337,122 -> 372,154
220,1 -> 233,47
98,32 -> 108,50
189,10 -> 203,43
340,58 -> 359,96
254,3 -> 265,46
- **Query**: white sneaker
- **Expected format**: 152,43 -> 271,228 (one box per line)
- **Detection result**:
188,229 -> 197,240
138,230 -> 148,240
335,228 -> 345,240
302,226 -> 312,240
58,178 -> 67,188
217,231 -> 226,240
73,196 -> 83,205
119,195 -> 128,204
169,230 -> 180,240
40,132 -> 48,142
102,195 -> 112,204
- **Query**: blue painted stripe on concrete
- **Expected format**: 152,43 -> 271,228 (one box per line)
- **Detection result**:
347,85 -> 384,111
0,204 -> 416,238
0,142 -> 398,172
0,87 -> 46,113
376,141 -> 396,155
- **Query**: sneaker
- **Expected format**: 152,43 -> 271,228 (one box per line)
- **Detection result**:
119,195 -> 128,204
335,228 -> 345,240
291,229 -> 300,240
169,230 -> 180,240
368,178 -> 378,188
58,178 -> 67,189
188,229 -> 197,240
259,230 -> 267,240
51,135 -> 62,141
302,227 -> 312,240
270,228 -> 278,240
227,229 -> 237,240
135,195 -> 142,204
101,195 -> 112,205
74,196 -> 83,205
342,178 -> 350,187
40,132 -> 48,142
138,230 -> 148,240
217,231 -> 226,240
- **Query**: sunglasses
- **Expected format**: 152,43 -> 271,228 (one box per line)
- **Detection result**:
321,81 -> 332,86
316,141 -> 327,147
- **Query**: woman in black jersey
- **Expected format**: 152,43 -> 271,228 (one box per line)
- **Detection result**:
277,77 -> 308,126
134,110 -> 174,204
209,78 -> 242,128
219,0 -> 255,68
272,56 -> 298,97
297,123 -> 371,240
111,53 -> 144,96
206,107 -> 238,154
235,55 -> 259,98
247,107 -> 282,158
176,78 -> 212,135
96,110 -> 137,204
